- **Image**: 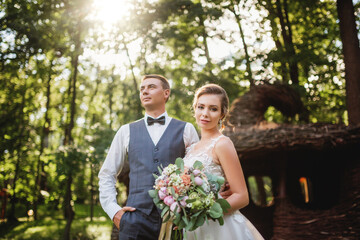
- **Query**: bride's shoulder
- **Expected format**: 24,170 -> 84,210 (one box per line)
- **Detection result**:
214,136 -> 235,151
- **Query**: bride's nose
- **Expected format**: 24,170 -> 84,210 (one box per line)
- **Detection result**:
202,109 -> 209,117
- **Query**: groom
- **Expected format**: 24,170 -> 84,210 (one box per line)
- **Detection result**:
98,74 -> 199,240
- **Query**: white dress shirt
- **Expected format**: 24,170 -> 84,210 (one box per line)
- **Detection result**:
98,112 -> 199,220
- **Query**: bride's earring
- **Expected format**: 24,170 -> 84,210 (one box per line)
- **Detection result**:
219,119 -> 222,127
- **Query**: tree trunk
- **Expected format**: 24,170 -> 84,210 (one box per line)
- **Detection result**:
84,66 -> 101,222
282,0 -> 299,85
262,0 -> 289,83
9,80 -> 27,222
229,0 -> 254,86
198,14 -> 216,79
108,75 -> 115,130
122,36 -> 142,119
337,0 -> 360,126
63,30 -> 81,239
34,59 -> 53,220
255,176 -> 267,206
63,175 -> 74,240
90,163 -> 94,222
275,0 -> 299,85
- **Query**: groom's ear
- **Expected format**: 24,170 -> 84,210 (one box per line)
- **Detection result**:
164,89 -> 170,102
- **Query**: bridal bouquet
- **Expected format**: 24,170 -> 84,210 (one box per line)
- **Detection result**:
148,158 -> 230,238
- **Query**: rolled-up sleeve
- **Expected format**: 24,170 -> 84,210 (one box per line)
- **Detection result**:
98,124 -> 129,220
184,122 -> 199,148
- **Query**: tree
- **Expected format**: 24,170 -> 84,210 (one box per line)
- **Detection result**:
337,0 -> 360,126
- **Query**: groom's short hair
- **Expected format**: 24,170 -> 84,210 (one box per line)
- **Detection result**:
142,74 -> 170,90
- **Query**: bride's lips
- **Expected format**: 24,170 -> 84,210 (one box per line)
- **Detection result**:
200,119 -> 210,124
142,97 -> 151,101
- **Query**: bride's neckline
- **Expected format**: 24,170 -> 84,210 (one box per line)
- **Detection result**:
191,134 -> 224,153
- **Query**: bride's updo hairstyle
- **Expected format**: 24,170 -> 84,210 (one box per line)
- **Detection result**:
193,83 -> 229,130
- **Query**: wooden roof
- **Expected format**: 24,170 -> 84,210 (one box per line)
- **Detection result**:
223,83 -> 360,159
224,123 -> 360,159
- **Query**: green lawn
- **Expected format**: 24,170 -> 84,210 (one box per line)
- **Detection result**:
0,204 -> 113,240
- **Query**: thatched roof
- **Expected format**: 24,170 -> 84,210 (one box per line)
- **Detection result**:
224,123 -> 360,159
224,83 -> 360,159
227,83 -> 308,126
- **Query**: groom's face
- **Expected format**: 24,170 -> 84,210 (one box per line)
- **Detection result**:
140,78 -> 170,109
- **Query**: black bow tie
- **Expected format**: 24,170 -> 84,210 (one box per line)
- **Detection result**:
147,116 -> 165,125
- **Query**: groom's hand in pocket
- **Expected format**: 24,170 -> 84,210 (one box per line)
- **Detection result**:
113,206 -> 136,229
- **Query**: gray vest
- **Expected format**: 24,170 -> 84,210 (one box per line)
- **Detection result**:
127,118 -> 186,215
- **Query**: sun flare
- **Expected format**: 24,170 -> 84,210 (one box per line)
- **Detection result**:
92,0 -> 132,25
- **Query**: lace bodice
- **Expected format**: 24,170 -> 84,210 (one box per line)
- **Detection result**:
183,135 -> 226,179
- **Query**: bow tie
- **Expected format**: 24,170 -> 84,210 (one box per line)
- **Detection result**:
147,116 -> 165,125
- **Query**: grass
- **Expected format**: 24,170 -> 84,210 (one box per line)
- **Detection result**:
0,204 -> 113,240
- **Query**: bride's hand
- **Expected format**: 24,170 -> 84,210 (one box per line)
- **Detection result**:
219,183 -> 232,199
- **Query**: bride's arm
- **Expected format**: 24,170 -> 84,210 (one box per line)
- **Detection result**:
214,137 -> 249,214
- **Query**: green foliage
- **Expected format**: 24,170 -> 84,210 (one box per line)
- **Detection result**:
0,0 -> 357,237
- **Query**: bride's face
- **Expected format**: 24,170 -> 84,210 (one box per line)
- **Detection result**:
194,94 -> 223,130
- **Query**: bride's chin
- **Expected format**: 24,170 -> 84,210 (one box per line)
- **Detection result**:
200,125 -> 218,131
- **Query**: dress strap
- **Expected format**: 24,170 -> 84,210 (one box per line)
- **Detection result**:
208,135 -> 225,148
186,135 -> 226,157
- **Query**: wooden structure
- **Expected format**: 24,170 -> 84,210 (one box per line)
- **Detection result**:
224,84 -> 360,239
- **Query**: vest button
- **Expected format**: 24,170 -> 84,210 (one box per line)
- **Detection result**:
154,147 -> 159,152
154,159 -> 159,163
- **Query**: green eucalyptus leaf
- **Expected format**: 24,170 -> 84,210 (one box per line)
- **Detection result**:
178,219 -> 186,230
217,198 -> 231,213
185,218 -> 195,231
195,214 -> 205,227
216,176 -> 225,186
175,157 -> 184,171
182,216 -> 189,225
193,160 -> 203,169
148,189 -> 157,198
209,202 -> 222,218
161,206 -> 169,218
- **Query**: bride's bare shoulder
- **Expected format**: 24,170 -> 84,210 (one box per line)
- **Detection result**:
214,136 -> 235,152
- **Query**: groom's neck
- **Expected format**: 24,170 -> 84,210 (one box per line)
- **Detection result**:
145,109 -> 166,118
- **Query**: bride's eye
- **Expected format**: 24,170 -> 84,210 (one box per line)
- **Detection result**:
197,105 -> 204,109
210,107 -> 218,111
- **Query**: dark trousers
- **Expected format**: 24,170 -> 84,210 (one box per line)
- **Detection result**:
119,205 -> 162,240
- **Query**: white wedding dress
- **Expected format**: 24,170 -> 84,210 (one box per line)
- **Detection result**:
183,135 -> 264,240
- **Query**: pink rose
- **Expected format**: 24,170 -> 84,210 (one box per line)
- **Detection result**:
180,196 -> 189,207
170,202 -> 181,213
158,190 -> 167,200
194,176 -> 203,186
164,196 -> 174,206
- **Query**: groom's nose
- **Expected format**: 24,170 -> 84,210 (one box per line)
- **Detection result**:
141,88 -> 149,95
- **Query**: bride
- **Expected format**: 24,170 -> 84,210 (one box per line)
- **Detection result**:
183,84 -> 264,240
